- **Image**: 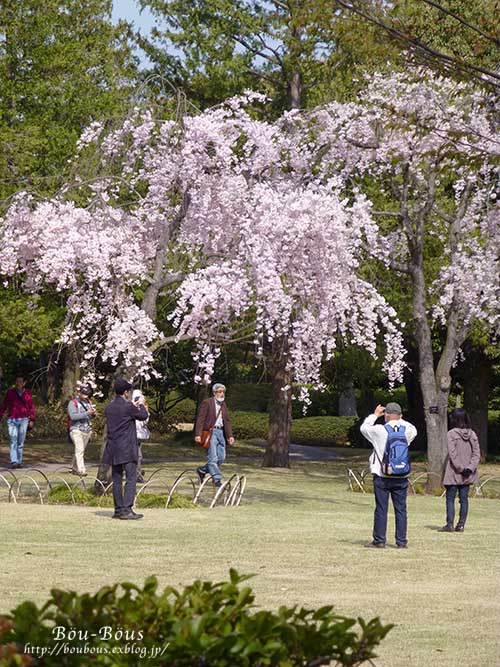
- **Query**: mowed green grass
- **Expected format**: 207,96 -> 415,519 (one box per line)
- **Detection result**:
1,449 -> 500,667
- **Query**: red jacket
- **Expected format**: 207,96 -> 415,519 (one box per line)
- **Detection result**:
0,388 -> 36,421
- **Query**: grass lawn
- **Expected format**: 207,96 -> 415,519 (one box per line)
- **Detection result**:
1,439 -> 499,666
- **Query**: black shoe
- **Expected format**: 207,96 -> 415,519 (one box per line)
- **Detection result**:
455,523 -> 465,532
112,513 -> 123,519
10,462 -> 19,469
438,524 -> 454,532
119,511 -> 143,520
364,541 -> 385,548
197,469 -> 206,484
214,480 -> 222,488
396,543 -> 408,549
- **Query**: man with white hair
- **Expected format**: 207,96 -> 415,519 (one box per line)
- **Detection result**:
360,402 -> 417,549
194,383 -> 234,487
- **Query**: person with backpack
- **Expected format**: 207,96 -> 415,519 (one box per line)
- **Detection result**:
439,408 -> 480,533
67,385 -> 96,476
0,376 -> 36,469
360,402 -> 417,549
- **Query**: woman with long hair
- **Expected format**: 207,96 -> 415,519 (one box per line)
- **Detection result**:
439,408 -> 480,533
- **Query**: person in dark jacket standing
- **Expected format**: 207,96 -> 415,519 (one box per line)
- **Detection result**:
0,376 -> 36,468
103,378 -> 148,520
194,383 -> 234,487
439,408 -> 481,533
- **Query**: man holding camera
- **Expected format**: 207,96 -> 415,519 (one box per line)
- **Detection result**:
360,402 -> 417,549
103,378 -> 148,520
68,384 -> 96,477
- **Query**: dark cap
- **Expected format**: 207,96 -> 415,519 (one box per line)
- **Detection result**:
114,378 -> 133,395
78,385 -> 92,396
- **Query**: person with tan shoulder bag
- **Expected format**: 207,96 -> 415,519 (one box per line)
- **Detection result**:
194,383 -> 234,487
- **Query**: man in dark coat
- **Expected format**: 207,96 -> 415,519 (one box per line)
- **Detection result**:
103,378 -> 148,520
194,382 -> 234,487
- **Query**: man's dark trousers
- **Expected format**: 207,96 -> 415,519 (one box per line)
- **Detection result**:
373,475 -> 409,546
112,461 -> 137,515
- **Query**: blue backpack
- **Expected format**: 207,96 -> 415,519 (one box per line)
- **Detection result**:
381,424 -> 411,476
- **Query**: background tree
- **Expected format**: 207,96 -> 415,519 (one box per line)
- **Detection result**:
0,0 -> 138,397
0,0 -> 137,200
136,0 -> 405,465
0,97 -> 406,469
137,0 -> 400,111
302,69 -> 500,490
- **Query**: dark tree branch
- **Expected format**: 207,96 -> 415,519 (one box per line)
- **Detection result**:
231,35 -> 280,65
332,0 -> 500,90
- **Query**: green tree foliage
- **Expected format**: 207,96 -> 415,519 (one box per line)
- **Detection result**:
138,0 -> 400,111
0,0 -> 138,201
390,0 -> 500,73
0,292 -> 64,365
0,1 -> 139,389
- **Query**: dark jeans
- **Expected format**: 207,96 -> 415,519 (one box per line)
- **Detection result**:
373,475 -> 409,546
445,484 -> 469,525
111,461 -> 137,515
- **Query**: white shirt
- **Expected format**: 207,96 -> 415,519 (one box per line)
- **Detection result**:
360,414 -> 417,476
214,398 -> 224,427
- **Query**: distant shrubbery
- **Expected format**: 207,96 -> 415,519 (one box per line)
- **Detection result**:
6,389 -> 499,454
0,570 -> 392,667
231,412 -> 359,447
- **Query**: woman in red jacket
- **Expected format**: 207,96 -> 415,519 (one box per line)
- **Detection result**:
439,408 -> 480,533
0,376 -> 35,468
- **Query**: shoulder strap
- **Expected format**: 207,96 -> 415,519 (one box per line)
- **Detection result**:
208,403 -> 224,431
14,391 -> 28,409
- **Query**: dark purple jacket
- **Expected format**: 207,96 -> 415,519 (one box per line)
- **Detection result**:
103,396 -> 148,465
442,428 -> 481,485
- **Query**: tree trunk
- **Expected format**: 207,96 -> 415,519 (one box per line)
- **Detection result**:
290,70 -> 302,110
39,348 -> 58,404
263,337 -> 292,467
338,381 -> 357,416
403,352 -> 426,451
411,261 -> 449,493
61,345 -> 80,401
463,348 -> 491,462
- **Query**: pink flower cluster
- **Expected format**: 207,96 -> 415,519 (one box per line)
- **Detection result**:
12,81 -> 496,391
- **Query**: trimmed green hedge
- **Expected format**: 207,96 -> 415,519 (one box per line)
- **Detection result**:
0,570 -> 392,666
225,384 -> 272,412
291,416 -> 358,447
231,412 -> 358,447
